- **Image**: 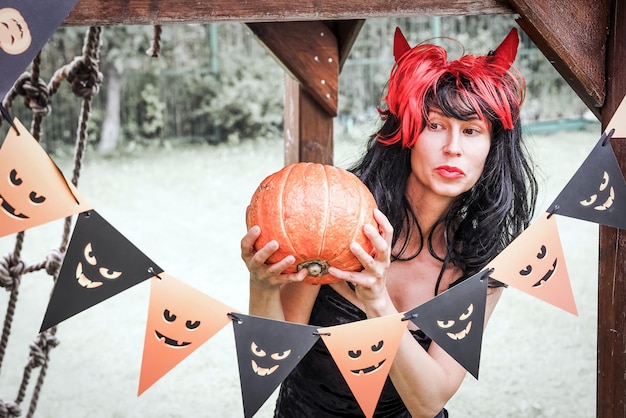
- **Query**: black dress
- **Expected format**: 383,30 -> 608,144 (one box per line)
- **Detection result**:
274,285 -> 448,418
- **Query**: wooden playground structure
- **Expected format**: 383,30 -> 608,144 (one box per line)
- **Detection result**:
17,0 -> 626,416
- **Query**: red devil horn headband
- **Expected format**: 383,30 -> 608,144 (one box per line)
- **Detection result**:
393,26 -> 520,74
487,27 -> 519,72
393,27 -> 411,62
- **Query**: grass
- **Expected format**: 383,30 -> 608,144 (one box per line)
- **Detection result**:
0,127 -> 600,417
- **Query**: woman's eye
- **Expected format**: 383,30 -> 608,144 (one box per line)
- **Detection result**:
464,127 -> 480,136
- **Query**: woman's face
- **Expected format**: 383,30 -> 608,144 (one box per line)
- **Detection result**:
408,108 -> 491,204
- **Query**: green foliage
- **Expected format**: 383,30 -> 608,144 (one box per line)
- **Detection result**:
8,18 -> 588,152
122,23 -> 284,144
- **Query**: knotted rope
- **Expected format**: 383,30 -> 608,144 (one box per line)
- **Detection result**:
147,25 -> 162,57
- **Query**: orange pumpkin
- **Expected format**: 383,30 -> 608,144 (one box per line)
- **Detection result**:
246,162 -> 378,285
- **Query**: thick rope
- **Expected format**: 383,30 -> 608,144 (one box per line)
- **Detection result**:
0,400 -> 20,418
147,25 -> 162,57
0,26 -> 102,417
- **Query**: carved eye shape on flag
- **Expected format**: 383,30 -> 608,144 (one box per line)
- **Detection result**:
153,308 -> 201,349
0,168 -> 47,220
347,339 -> 386,376
0,8 -> 32,55
74,242 -> 123,289
518,244 -> 558,288
579,171 -> 615,211
249,341 -> 291,377
437,303 -> 474,341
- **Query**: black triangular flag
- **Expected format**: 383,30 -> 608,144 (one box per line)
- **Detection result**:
404,270 -> 489,379
40,210 -> 162,332
547,130 -> 626,229
0,0 -> 80,101
231,313 -> 320,418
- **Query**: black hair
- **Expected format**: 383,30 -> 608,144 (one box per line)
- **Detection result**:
350,74 -> 538,290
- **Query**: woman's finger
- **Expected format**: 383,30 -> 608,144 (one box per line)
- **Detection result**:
240,225 -> 261,259
374,208 -> 394,243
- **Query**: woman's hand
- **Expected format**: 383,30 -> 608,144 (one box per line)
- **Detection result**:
241,225 -> 309,291
328,208 -> 394,307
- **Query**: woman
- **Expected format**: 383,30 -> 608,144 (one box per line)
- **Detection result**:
241,27 -> 537,417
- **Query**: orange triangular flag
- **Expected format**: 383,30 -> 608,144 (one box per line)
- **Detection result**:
0,118 -> 91,237
138,273 -> 237,395
318,313 -> 407,418
486,212 -> 577,315
606,94 -> 626,138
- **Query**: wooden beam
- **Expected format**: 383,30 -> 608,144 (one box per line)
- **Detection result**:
64,0 -> 514,26
597,1 -> 626,417
284,76 -> 333,165
510,0 -> 610,118
327,20 -> 366,71
248,21 -> 339,116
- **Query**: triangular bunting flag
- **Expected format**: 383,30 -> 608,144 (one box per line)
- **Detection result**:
40,210 -> 161,332
231,313 -> 320,418
318,313 -> 406,418
404,271 -> 488,379
0,118 -> 91,237
0,0 -> 80,101
606,94 -> 626,138
487,212 -> 577,316
138,273 -> 236,396
547,130 -> 626,229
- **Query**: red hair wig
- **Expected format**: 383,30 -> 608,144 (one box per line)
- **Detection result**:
380,27 -> 525,148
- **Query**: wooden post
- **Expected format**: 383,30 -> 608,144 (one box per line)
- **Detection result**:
597,1 -> 626,417
249,20 -> 363,165
284,75 -> 334,164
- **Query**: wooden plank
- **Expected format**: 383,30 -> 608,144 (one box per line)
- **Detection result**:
248,21 -> 339,116
283,76 -> 333,165
284,75 -> 300,165
510,0 -> 610,118
597,1 -> 626,417
64,0 -> 514,26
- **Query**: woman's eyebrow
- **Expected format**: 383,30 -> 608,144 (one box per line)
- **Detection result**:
428,109 -> 482,121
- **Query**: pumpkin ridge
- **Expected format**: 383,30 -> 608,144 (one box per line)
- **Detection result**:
279,163 -> 300,260
329,171 -> 368,266
317,164 -> 332,261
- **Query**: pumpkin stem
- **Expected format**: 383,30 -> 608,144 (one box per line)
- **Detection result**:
297,260 -> 330,277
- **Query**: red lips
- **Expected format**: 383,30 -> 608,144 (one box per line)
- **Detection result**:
435,165 -> 465,179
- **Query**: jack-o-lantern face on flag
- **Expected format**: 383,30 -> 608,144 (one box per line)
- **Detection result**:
404,270 -> 489,379
231,313 -> 320,418
318,313 -> 407,418
486,212 -> 577,316
0,119 -> 91,237
0,0 -> 79,100
39,210 -> 161,332
547,130 -> 626,229
138,273 -> 236,396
